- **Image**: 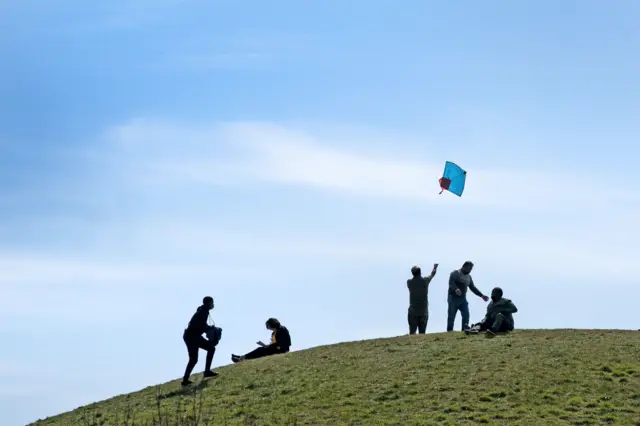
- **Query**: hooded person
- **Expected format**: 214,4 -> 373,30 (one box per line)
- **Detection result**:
181,296 -> 219,386
466,287 -> 518,336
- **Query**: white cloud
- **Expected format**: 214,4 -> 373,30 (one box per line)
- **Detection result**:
59,117 -> 638,284
103,119 -> 640,214
4,119 -> 638,323
0,250 -> 270,320
2,221 -> 630,286
144,224 -> 638,280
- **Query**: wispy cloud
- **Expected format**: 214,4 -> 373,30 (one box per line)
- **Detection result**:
0,249 -> 268,321
4,118 -> 638,323
101,119 -> 640,214
114,222 -> 640,280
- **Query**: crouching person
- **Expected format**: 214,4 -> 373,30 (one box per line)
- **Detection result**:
231,318 -> 291,363
466,287 -> 518,337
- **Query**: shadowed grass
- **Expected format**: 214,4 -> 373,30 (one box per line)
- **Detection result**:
29,329 -> 640,425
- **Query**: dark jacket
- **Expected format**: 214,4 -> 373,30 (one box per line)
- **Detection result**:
185,305 -> 212,336
484,297 -> 518,327
269,325 -> 291,353
407,274 -> 434,315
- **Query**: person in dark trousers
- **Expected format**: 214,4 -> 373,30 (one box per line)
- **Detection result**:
447,261 -> 489,332
181,296 -> 218,386
466,287 -> 518,337
407,263 -> 438,334
231,318 -> 291,363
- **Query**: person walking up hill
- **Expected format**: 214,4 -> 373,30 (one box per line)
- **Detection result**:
181,296 -> 219,386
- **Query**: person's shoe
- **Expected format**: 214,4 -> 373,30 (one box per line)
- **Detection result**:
203,370 -> 218,378
181,380 -> 193,387
485,329 -> 497,338
465,328 -> 479,335
231,354 -> 242,363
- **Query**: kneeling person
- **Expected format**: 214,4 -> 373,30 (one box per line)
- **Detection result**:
466,287 -> 518,336
231,318 -> 291,363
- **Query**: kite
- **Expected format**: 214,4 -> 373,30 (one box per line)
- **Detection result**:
438,161 -> 466,196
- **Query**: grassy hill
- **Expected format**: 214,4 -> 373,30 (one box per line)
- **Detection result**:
30,329 -> 639,425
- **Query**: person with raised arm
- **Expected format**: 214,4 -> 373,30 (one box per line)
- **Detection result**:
407,263 -> 439,334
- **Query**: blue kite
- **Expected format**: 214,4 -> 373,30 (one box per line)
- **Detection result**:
438,161 -> 466,196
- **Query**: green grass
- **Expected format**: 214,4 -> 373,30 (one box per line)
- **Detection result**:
30,329 -> 639,425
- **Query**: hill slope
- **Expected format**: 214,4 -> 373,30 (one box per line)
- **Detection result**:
31,330 -> 639,425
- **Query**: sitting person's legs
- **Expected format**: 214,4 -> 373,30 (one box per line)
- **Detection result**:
466,315 -> 493,334
232,318 -> 291,363
232,345 -> 283,362
490,312 -> 513,333
244,345 -> 279,360
476,319 -> 491,331
197,335 -> 216,376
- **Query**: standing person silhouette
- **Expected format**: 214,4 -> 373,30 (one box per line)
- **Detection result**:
407,263 -> 438,334
181,296 -> 218,386
447,261 -> 489,332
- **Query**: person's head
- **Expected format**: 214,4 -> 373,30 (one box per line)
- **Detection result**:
202,296 -> 214,310
461,261 -> 474,275
265,317 -> 281,331
491,287 -> 503,302
411,266 -> 421,277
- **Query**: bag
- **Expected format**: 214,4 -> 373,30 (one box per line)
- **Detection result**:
207,326 -> 223,346
205,313 -> 222,346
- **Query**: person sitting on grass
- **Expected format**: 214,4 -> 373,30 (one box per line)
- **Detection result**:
231,318 -> 291,363
465,287 -> 518,337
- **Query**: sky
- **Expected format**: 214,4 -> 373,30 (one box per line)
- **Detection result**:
1,0 -> 639,424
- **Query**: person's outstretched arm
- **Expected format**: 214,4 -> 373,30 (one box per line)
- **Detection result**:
425,263 -> 438,280
468,277 -> 488,301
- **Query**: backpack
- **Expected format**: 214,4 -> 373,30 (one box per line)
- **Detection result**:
205,313 -> 222,346
206,326 -> 222,346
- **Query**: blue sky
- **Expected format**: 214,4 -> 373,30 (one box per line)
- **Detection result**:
1,1 -> 639,424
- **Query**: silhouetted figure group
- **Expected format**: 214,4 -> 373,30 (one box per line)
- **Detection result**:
181,298 -> 291,386
181,260 -> 517,386
407,261 -> 518,336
